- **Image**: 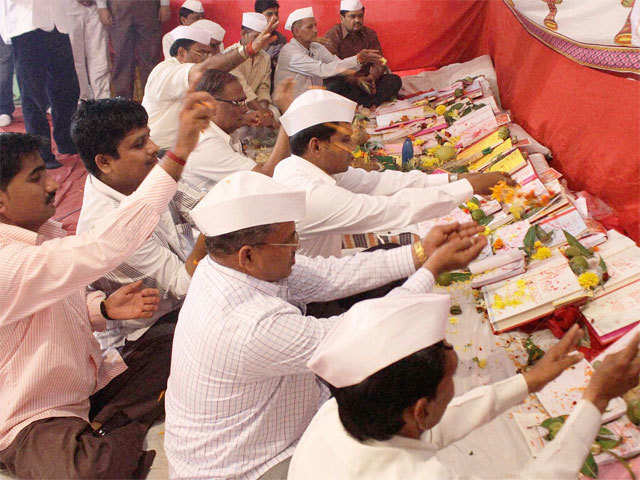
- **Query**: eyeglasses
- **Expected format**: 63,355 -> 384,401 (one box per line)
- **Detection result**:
256,231 -> 300,248
215,97 -> 248,107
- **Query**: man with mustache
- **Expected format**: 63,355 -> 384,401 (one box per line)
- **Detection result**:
0,92 -> 213,478
73,98 -> 209,355
164,170 -> 487,479
321,0 -> 403,107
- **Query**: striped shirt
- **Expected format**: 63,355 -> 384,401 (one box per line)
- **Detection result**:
165,246 -> 435,479
0,166 -> 177,451
77,174 -> 198,349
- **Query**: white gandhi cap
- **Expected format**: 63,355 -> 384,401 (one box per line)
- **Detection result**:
191,19 -> 226,42
340,0 -> 364,11
308,294 -> 450,388
242,12 -> 268,32
280,89 -> 357,136
191,171 -> 307,237
285,7 -> 314,31
181,0 -> 204,13
168,25 -> 213,46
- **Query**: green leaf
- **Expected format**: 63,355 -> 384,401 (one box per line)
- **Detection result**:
524,337 -> 545,365
451,103 -> 464,110
454,88 -> 464,98
469,196 -> 481,206
523,226 -> 537,257
540,416 -> 566,441
596,436 -> 621,451
563,230 -> 594,258
580,453 -> 598,478
534,225 -> 553,244
522,206 -> 542,219
476,214 -> 494,226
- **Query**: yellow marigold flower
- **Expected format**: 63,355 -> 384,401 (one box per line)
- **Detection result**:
466,201 -> 479,211
516,279 -> 527,289
353,150 -> 364,158
449,317 -> 459,325
414,139 -> 425,146
435,104 -> 447,115
482,226 -> 491,236
578,272 -> 600,290
534,241 -> 542,248
531,247 -> 552,260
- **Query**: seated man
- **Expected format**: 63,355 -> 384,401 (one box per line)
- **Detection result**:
162,0 -> 206,59
73,98 -> 209,351
182,69 -> 293,194
0,93 -> 213,478
273,89 -> 513,258
143,20 -> 276,149
255,0 -> 287,72
322,0 -> 402,107
291,302 -> 640,479
226,12 -> 279,122
164,170 -> 486,479
274,6 -> 382,98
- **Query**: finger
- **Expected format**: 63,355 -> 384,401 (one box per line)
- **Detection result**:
142,296 -> 160,306
437,223 -> 460,236
558,351 -> 584,370
138,311 -> 154,318
141,303 -> 159,312
140,288 -> 159,297
620,334 -> 640,362
120,279 -> 144,293
449,236 -> 473,251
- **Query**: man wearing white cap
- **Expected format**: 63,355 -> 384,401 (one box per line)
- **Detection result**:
181,69 -> 293,195
273,89 -> 513,258
274,6 -> 383,97
225,12 -> 278,119
291,303 -> 640,480
161,1 -> 206,60
191,18 -> 227,54
164,170 -> 487,479
322,0 -> 402,107
143,20 -> 278,150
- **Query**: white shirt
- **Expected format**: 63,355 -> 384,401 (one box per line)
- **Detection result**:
96,0 -> 169,7
289,378 -> 603,480
274,38 -> 360,97
181,121 -> 256,194
272,155 -> 474,258
165,247 -> 435,480
76,174 -> 194,349
1,0 -> 73,42
142,57 -> 193,150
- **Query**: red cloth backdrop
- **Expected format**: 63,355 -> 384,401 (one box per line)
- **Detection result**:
169,0 -> 640,241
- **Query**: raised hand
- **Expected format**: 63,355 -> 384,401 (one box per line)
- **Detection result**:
173,91 -> 216,159
242,110 -> 262,128
250,16 -> 279,53
103,280 -> 160,320
584,334 -> 640,412
424,235 -> 487,277
523,324 -> 584,393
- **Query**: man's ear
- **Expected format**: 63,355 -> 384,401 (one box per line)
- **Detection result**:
413,397 -> 430,432
94,153 -> 113,176
0,190 -> 8,218
237,245 -> 255,272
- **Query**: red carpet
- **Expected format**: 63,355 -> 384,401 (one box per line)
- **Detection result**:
1,107 -> 87,234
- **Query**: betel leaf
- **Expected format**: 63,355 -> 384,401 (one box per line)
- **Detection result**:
454,88 -> 464,98
524,337 -> 545,366
451,103 -> 464,110
580,453 -> 598,478
599,257 -> 608,273
522,206 -> 542,219
469,196 -> 481,206
540,416 -> 567,441
595,427 -> 622,450
523,226 -> 537,257
476,214 -> 494,226
534,224 -> 553,244
563,230 -> 593,258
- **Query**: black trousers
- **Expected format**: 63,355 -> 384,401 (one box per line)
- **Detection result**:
324,73 -> 403,107
12,29 -> 80,161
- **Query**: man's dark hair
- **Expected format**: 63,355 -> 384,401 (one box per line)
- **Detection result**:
205,224 -> 274,255
340,7 -> 365,15
289,123 -> 337,156
0,133 -> 46,190
255,0 -> 279,13
327,341 -> 448,442
71,98 -> 148,177
195,69 -> 238,96
179,7 -> 196,19
170,38 -> 196,57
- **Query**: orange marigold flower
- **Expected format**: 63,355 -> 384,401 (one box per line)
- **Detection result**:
493,238 -> 505,250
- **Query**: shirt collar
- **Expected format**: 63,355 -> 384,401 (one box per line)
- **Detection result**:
340,23 -> 364,39
369,433 -> 439,453
87,174 -> 128,203
286,155 -> 337,185
205,255 -> 289,298
206,120 -> 232,146
291,37 -> 313,54
0,219 -> 66,246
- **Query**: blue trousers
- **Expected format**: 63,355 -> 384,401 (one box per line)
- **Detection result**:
12,29 -> 79,161
0,36 -> 14,116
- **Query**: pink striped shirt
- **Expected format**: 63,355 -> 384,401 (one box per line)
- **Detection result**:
0,166 -> 177,450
